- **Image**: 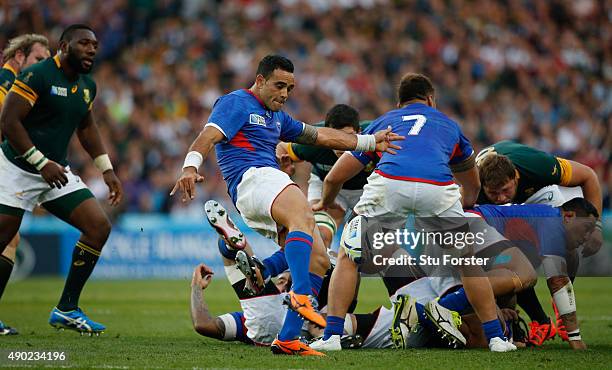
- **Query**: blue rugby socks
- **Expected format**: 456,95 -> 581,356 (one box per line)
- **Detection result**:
437,288 -> 471,313
323,315 -> 345,340
284,231 -> 313,295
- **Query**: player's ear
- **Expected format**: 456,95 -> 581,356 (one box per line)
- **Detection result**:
59,40 -> 69,55
14,49 -> 26,67
426,95 -> 436,108
255,74 -> 266,89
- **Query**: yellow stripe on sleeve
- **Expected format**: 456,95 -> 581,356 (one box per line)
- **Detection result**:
556,157 -> 573,186
0,87 -> 7,105
9,84 -> 36,105
13,80 -> 38,100
286,143 -> 300,161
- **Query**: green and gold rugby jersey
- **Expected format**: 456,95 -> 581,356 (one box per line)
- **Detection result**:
286,120 -> 374,190
0,62 -> 18,106
1,55 -> 96,173
476,140 -> 573,204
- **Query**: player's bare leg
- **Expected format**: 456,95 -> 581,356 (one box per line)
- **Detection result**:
46,198 -> 111,334
310,246 -> 358,351
486,247 -> 537,296
0,212 -> 22,335
270,184 -> 328,356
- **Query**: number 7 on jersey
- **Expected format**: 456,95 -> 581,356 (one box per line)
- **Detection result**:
402,114 -> 427,136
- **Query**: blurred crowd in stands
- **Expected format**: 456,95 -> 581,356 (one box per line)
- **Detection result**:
1,0 -> 610,217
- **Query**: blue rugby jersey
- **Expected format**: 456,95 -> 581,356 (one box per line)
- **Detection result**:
205,89 -> 305,203
350,103 -> 473,185
470,203 -> 566,257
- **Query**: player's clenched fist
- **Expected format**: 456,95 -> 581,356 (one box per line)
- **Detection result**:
40,160 -> 69,189
191,263 -> 214,290
170,167 -> 204,202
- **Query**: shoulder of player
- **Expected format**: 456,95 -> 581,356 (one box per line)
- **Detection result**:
214,90 -> 252,110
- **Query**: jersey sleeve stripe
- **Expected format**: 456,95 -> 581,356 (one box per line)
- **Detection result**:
556,157 -> 573,186
9,84 -> 36,105
13,80 -> 38,99
204,122 -> 227,139
286,143 -> 300,161
0,87 -> 7,105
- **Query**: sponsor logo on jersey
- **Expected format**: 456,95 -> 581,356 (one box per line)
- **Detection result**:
71,85 -> 78,93
83,89 -> 90,104
551,166 -> 558,176
50,85 -> 68,97
275,121 -> 281,129
249,113 -> 266,126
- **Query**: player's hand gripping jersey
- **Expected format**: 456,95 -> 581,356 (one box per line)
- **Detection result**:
351,103 -> 473,185
205,89 -> 305,204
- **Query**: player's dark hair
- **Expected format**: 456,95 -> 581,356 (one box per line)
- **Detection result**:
325,104 -> 360,131
479,154 -> 517,189
398,73 -> 435,105
256,55 -> 294,79
561,198 -> 599,218
60,24 -> 95,42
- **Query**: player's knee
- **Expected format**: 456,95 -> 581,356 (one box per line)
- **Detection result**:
288,210 -> 316,234
84,216 -> 112,247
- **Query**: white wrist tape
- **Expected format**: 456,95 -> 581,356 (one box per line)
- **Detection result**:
568,329 -> 581,341
355,134 -> 376,152
94,154 -> 113,173
218,313 -> 238,341
23,146 -> 49,171
553,281 -> 576,316
183,151 -> 203,170
595,220 -> 602,231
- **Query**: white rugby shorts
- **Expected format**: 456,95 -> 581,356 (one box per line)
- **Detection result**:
0,149 -> 89,212
235,166 -> 295,242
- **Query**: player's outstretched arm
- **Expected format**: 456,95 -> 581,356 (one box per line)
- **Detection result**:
0,92 -> 68,189
565,160 -> 603,256
171,126 -> 225,202
542,256 -> 586,350
190,264 -> 226,340
547,275 -> 586,350
77,110 -> 122,206
297,125 -> 404,154
452,154 -> 480,208
313,152 -> 365,211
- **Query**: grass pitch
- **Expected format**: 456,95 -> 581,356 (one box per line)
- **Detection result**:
1,277 -> 612,369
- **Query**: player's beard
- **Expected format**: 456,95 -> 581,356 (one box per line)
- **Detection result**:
67,45 -> 93,74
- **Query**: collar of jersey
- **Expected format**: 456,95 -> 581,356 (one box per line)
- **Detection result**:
2,63 -> 17,76
53,55 -> 61,68
242,88 -> 268,110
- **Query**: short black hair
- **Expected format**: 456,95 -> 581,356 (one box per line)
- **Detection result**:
398,73 -> 435,105
60,24 -> 95,42
256,55 -> 294,79
561,198 -> 599,218
325,104 -> 360,131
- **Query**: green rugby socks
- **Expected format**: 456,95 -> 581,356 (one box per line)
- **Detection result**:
0,254 -> 14,299
57,241 -> 100,311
